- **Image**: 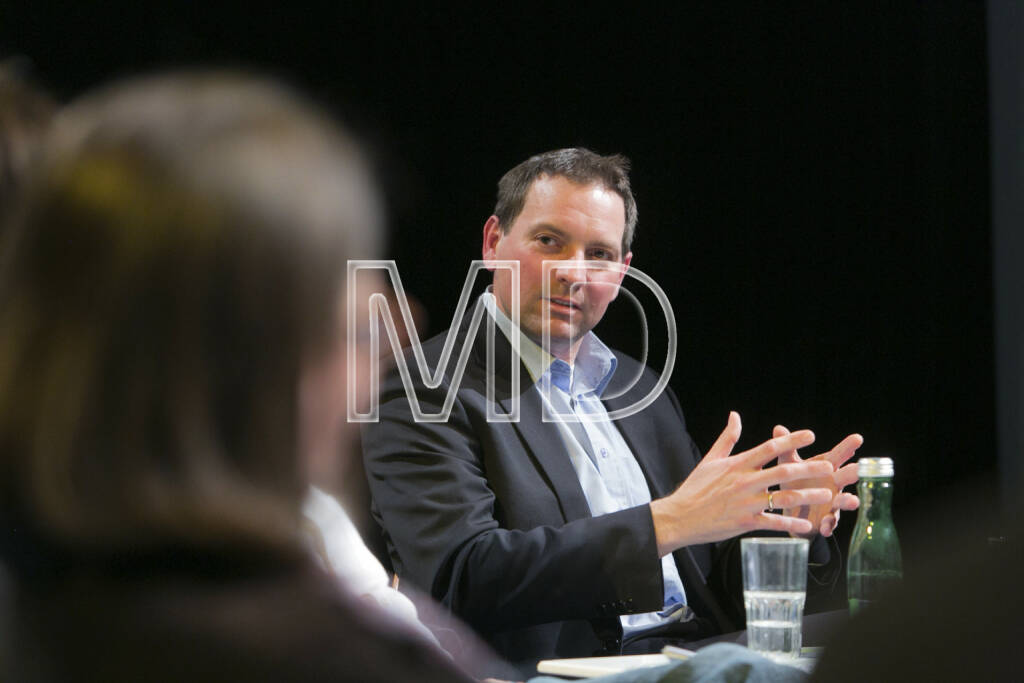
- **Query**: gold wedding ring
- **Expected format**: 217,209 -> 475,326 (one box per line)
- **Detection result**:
766,491 -> 776,511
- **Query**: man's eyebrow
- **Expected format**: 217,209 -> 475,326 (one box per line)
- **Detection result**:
529,223 -> 568,238
589,239 -> 620,256
530,223 -> 621,257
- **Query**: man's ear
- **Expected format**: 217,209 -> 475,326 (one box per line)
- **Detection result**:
610,251 -> 632,300
617,252 -> 633,285
614,252 -> 630,284
482,215 -> 502,270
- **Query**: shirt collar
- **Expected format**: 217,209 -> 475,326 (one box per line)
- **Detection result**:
482,291 -> 617,398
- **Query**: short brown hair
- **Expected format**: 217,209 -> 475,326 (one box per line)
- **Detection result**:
493,147 -> 637,256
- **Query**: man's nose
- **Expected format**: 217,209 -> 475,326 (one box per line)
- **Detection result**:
552,257 -> 589,285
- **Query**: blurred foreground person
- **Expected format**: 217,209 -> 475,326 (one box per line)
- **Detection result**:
0,72 -> 475,683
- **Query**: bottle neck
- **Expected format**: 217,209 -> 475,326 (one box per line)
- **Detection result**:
857,477 -> 894,520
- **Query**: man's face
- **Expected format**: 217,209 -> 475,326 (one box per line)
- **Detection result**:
483,175 -> 632,361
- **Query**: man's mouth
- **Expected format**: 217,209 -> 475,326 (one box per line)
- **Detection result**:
546,296 -> 581,311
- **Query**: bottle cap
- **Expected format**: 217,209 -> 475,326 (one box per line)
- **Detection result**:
857,457 -> 894,478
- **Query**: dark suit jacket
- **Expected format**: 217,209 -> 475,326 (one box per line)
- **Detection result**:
362,309 -> 751,669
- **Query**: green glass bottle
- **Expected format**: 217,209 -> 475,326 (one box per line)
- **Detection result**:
847,457 -> 902,615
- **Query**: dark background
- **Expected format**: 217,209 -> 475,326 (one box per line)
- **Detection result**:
4,2 -> 1012,603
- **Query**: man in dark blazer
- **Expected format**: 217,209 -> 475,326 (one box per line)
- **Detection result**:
361,148 -> 861,672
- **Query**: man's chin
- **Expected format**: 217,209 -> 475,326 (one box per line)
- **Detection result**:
520,315 -> 587,353
535,327 -> 585,355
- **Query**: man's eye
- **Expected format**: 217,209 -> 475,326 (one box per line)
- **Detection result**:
537,235 -> 557,246
590,250 -> 612,260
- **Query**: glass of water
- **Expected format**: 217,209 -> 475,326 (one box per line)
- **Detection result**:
741,537 -> 809,660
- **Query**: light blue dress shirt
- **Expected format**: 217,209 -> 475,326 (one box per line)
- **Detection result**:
483,293 -> 687,637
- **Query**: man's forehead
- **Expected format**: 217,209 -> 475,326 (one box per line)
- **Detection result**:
515,174 -> 625,245
524,173 -> 616,202
520,175 -> 623,222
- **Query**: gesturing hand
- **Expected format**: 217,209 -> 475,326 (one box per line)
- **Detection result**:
650,412 -> 835,556
775,425 -> 862,538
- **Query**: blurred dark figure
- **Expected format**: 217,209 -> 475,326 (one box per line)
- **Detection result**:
0,58 -> 55,223
0,72 -> 475,683
812,477 -> 1017,681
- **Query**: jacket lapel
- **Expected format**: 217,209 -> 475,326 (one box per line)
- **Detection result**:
465,310 -> 593,523
502,385 -> 593,522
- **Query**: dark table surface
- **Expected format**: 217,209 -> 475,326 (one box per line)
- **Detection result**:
688,609 -> 849,650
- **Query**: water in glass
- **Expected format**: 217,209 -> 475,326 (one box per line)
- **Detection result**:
744,589 -> 805,660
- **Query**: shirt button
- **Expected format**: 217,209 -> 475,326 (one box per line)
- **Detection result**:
600,448 -> 608,458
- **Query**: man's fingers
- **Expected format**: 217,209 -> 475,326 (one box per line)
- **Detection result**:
834,492 -> 860,511
705,411 -> 741,460
743,430 -> 816,468
750,512 -> 815,536
834,463 -> 859,489
742,486 -> 832,514
824,433 -> 864,468
819,513 -> 838,537
749,460 -> 833,491
773,424 -> 801,465
755,486 -> 833,511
